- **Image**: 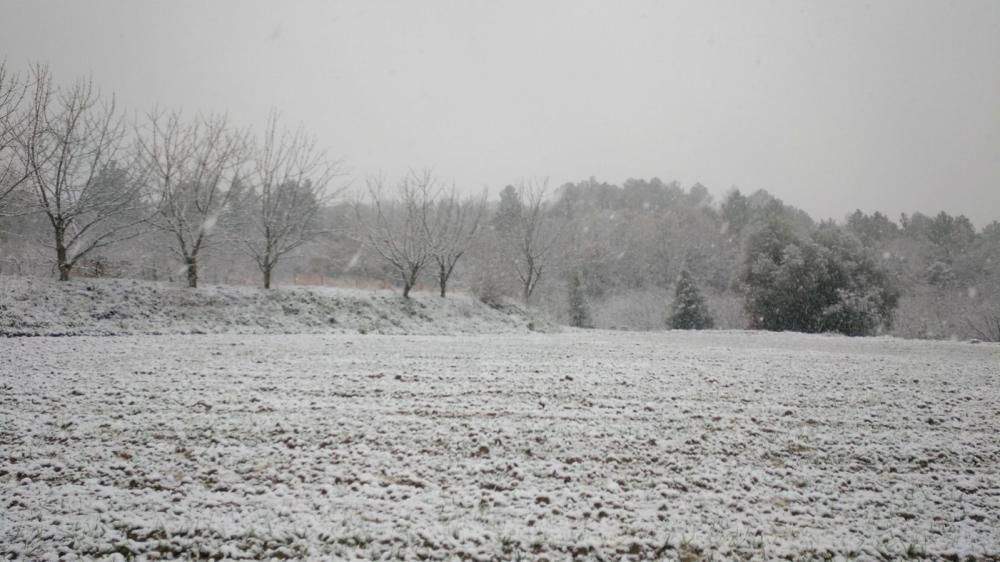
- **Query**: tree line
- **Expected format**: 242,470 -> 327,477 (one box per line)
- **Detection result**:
0,63 -> 336,288
2,63 -> 998,340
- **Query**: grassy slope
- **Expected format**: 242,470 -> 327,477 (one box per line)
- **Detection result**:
0,276 -> 537,337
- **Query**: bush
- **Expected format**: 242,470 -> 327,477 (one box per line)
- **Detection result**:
669,269 -> 714,329
471,270 -> 506,309
967,310 -> 1000,342
742,220 -> 899,336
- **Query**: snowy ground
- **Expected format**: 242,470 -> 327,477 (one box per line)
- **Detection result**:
0,276 -> 537,337
2,330 -> 999,560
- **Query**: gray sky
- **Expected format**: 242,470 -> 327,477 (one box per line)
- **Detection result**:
2,0 -> 998,226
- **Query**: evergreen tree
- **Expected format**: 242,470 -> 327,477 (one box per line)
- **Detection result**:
742,219 -> 899,336
669,269 -> 714,329
567,272 -> 592,328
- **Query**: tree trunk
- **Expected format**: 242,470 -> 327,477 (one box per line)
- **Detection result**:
56,244 -> 72,281
185,256 -> 198,288
55,237 -> 71,281
438,262 -> 447,297
402,266 -> 419,299
522,272 -> 534,304
262,247 -> 273,289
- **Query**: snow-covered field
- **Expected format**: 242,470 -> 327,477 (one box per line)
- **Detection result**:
2,330 -> 999,560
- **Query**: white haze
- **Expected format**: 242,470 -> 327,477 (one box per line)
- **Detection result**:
1,0 -> 998,225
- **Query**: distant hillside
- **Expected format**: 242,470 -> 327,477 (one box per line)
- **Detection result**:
0,277 -> 541,337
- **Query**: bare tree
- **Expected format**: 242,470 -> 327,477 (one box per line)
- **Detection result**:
356,171 -> 437,298
242,110 -> 339,288
0,61 -> 30,209
16,65 -> 144,281
427,188 -> 485,297
136,110 -> 248,288
507,179 -> 560,303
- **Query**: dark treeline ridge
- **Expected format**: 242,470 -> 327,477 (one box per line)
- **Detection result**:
1,63 -> 997,340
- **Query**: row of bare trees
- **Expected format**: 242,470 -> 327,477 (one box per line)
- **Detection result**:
352,175 -> 560,300
0,63 -> 337,287
2,63 -> 565,300
355,171 -> 485,298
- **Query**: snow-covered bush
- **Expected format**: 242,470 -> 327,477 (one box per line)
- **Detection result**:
742,220 -> 899,336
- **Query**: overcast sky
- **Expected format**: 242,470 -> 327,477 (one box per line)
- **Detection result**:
2,1 -> 998,226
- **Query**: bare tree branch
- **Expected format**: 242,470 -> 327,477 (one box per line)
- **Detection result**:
0,61 -> 31,211
966,311 -> 1000,342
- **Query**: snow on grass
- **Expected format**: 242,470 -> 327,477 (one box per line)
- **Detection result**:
1,330 -> 999,560
0,276 -> 536,337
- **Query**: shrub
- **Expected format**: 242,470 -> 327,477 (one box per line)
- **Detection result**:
966,310 -> 1000,342
471,269 -> 506,309
742,220 -> 899,336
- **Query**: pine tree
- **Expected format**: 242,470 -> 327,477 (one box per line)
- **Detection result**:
669,269 -> 714,329
567,272 -> 592,328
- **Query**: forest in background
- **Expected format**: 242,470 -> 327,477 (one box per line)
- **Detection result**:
1,63 -> 998,341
